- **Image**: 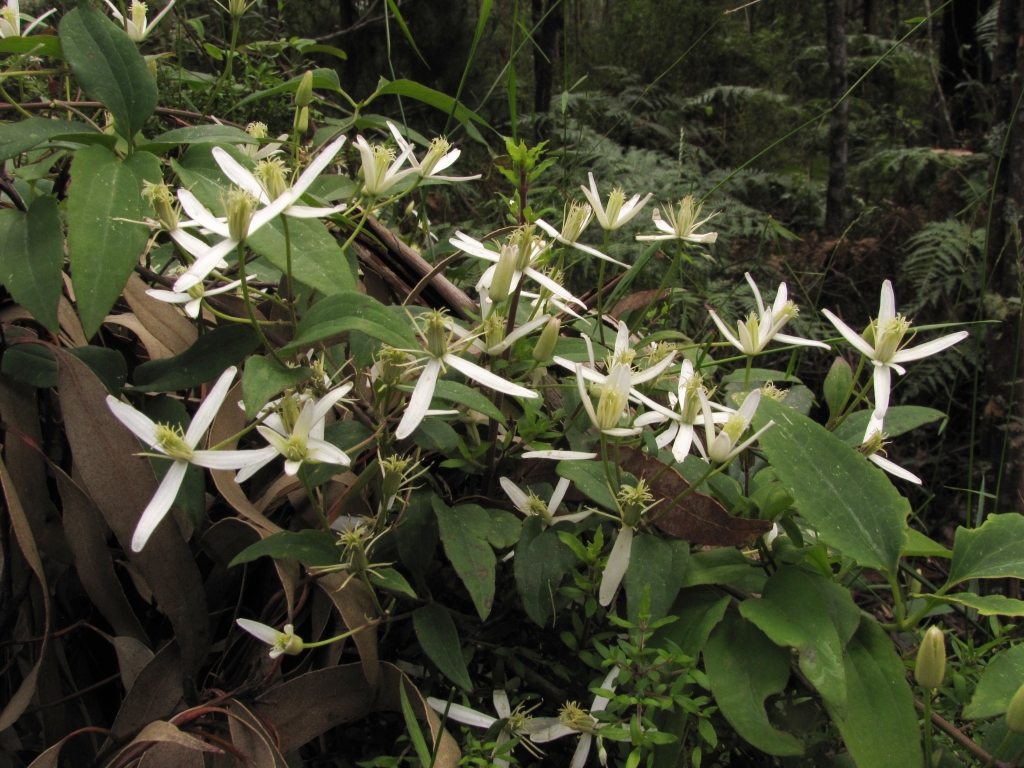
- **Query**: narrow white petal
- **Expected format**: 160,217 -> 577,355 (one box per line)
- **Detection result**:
493,689 -> 511,720
306,438 -> 351,466
708,310 -> 744,352
773,282 -> 789,316
599,526 -> 633,606
821,309 -> 876,358
488,314 -> 551,354
131,461 -> 187,552
878,280 -> 896,324
873,365 -> 892,418
311,383 -> 354,425
525,719 -> 576,743
772,332 -> 831,350
292,400 -> 316,442
192,446 -> 279,470
745,273 -> 766,317
630,350 -> 677,385
521,450 -> 598,460
284,459 -> 302,476
256,425 -> 291,456
603,427 -> 643,437
426,698 -> 496,729
535,218 -> 560,239
395,358 -> 442,439
548,477 -> 571,515
107,396 -> 159,447
628,387 -> 680,420
672,423 -> 695,463
211,147 -> 269,203
234,451 -> 278,483
499,477 -> 530,514
575,364 -> 601,428
177,189 -> 231,237
592,667 -> 620,711
169,227 -> 219,258
145,289 -> 191,304
570,734 -> 593,768
655,420 -> 679,449
556,510 -> 595,524
204,279 -> 244,296
570,239 -> 628,267
443,354 -> 538,399
174,237 -> 237,292
185,299 -> 202,318
432,149 -> 461,174
724,420 -> 775,462
292,136 -> 347,198
633,411 -> 668,427
524,268 -> 586,308
584,335 -> 596,369
890,331 -> 969,364
869,454 -> 922,484
634,234 -> 675,242
186,366 -> 237,446
236,618 -> 283,645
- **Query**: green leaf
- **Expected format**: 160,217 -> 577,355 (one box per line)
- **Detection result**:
369,567 -> 416,599
385,0 -> 428,66
431,380 -> 507,426
704,612 -> 804,756
369,78 -> 492,144
753,398 -> 908,576
902,528 -> 951,558
130,325 -> 260,392
0,118 -> 96,161
59,4 -> 156,141
963,643 -> 1024,719
485,508 -> 521,550
280,291 -> 418,355
234,68 -> 344,109
0,35 -> 63,59
556,459 -> 617,511
834,406 -> 946,446
413,418 -> 460,453
0,196 -> 63,332
515,516 -> 578,626
1,342 -> 57,388
302,420 -> 373,486
624,535 -> 689,624
652,586 -> 730,657
824,616 -> 922,768
147,124 -> 257,149
946,514 -> 1024,586
142,395 -> 206,529
432,497 -> 495,620
395,491 -> 438,582
739,566 -> 860,715
413,602 -> 472,691
680,549 -> 752,588
298,43 -> 348,60
173,144 -> 357,296
929,593 -> 1024,617
67,145 -> 161,337
399,679 -> 433,766
242,357 -> 314,420
69,346 -> 127,396
229,529 -> 341,568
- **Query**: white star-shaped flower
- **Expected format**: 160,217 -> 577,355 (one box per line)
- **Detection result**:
103,0 -> 175,42
580,172 -> 652,230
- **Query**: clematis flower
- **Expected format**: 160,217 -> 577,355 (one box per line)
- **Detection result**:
636,196 -> 719,244
237,121 -> 287,160
0,0 -> 55,38
633,359 -> 732,462
709,273 -> 831,356
173,136 -> 348,291
536,201 -> 627,266
599,484 -> 658,606
103,0 -> 175,42
394,311 -> 538,440
499,477 -> 593,528
698,388 -> 774,464
353,133 -> 416,195
146,278 -> 243,319
387,122 -> 481,182
520,450 -> 598,460
106,367 -> 277,551
427,690 -> 548,767
580,172 -> 652,230
528,668 -> 621,768
140,181 -> 230,275
236,387 -> 354,481
822,280 -> 968,421
236,619 -> 304,658
859,413 -> 922,484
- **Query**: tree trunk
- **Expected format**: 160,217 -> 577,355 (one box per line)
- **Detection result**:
984,0 -> 1024,515
825,0 -> 849,235
532,0 -> 564,114
863,0 -> 876,33
940,0 -> 994,132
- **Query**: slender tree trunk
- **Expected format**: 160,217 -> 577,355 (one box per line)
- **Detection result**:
984,0 -> 1024,515
532,0 -> 564,114
825,0 -> 849,235
863,0 -> 876,33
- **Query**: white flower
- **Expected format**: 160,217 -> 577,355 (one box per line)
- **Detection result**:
394,311 -> 538,440
499,477 -> 593,528
238,386 -> 354,480
452,229 -> 587,311
709,273 -> 831,356
387,122 -> 481,182
236,619 -> 304,658
698,388 -> 774,464
427,690 -> 539,768
354,134 -> 417,195
635,196 -> 719,244
520,450 -> 598,460
860,413 -> 922,484
173,136 -> 347,292
237,121 -> 287,160
535,668 -> 621,768
106,367 -> 277,551
103,0 -> 175,42
580,172 -> 652,230
535,201 -> 628,266
146,278 -> 242,319
0,0 -> 55,38
633,359 -> 732,462
822,280 -> 969,422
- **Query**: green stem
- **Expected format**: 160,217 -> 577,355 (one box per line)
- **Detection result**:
303,616 -> 381,648
596,228 -> 610,344
0,82 -> 31,119
236,243 -> 287,365
923,693 -> 935,768
630,239 -> 683,336
299,467 -> 331,532
743,355 -> 753,393
201,16 -> 239,116
599,432 -> 618,495
358,569 -> 387,617
281,215 -> 299,333
338,198 -> 377,255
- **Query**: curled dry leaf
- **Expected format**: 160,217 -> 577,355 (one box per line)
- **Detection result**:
109,641 -> 184,740
610,288 -> 670,320
55,348 -> 210,679
618,446 -> 772,546
122,273 -> 198,355
104,313 -> 174,359
316,572 -> 380,686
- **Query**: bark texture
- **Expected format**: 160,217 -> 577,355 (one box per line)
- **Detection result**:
825,0 -> 849,235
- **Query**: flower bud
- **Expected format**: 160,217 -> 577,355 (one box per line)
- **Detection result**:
533,316 -> 560,362
293,106 -> 309,135
488,245 -> 518,304
228,0 -> 249,18
294,70 -> 314,108
915,626 -> 946,690
1007,682 -> 1024,732
225,188 -> 257,242
823,356 -> 853,419
420,136 -> 452,176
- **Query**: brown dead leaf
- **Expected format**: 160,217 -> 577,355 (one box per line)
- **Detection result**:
56,349 -> 209,679
131,720 -> 222,753
51,462 -> 149,644
225,700 -> 285,768
610,289 -> 669,320
110,642 -> 184,740
618,446 -> 772,546
103,313 -> 174,359
317,573 -> 379,686
138,743 -> 205,768
58,296 -> 87,347
110,636 -> 155,692
377,663 -> 461,767
123,274 -> 198,355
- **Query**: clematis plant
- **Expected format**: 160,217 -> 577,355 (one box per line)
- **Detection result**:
0,0 -> 55,37
499,477 -> 593,528
354,133 -> 416,196
580,172 -> 652,230
387,122 -> 481,182
636,196 -> 719,244
103,0 -> 175,42
698,388 -> 774,465
146,277 -> 243,319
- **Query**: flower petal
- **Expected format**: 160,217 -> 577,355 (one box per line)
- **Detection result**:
672,422 -> 695,464
425,698 -> 496,729
292,136 -> 348,198
869,454 -> 922,484
186,366 -> 236,446
872,364 -> 892,418
395,358 -> 442,440
878,280 -> 896,324
177,189 -> 231,237
821,309 -> 876,359
211,147 -> 269,204
106,395 -> 159,447
145,289 -> 191,304
890,331 -> 969,364
443,354 -> 538,399
492,689 -> 511,720
599,526 -> 633,606
236,618 -> 283,645
306,437 -> 351,466
772,332 -> 831,350
745,273 -> 766,317
548,477 -> 571,515
708,310 -> 744,352
192,446 -> 279,470
131,460 -> 188,552
520,450 -> 598,460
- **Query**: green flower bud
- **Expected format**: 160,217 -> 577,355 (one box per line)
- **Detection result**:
488,245 -> 518,304
293,106 -> 309,135
914,626 -> 946,691
295,70 -> 314,108
533,316 -> 560,362
1007,682 -> 1024,732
